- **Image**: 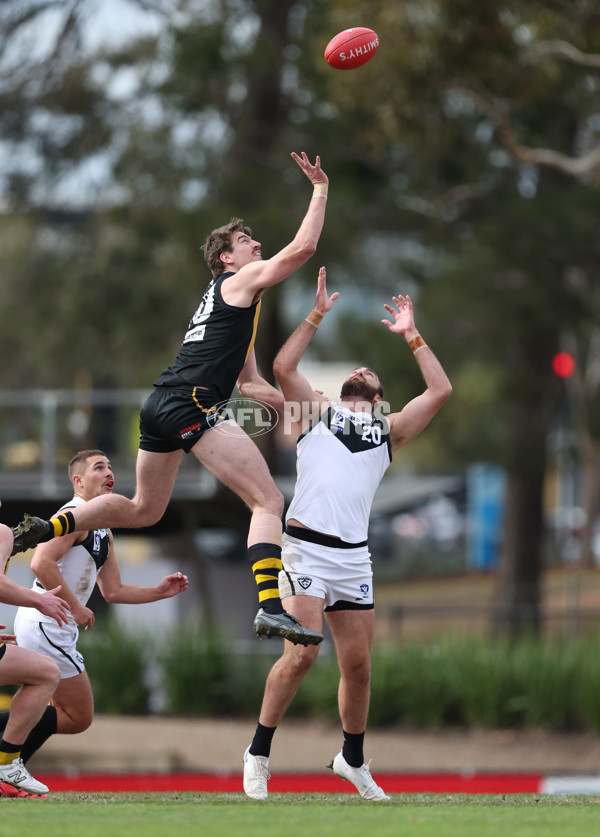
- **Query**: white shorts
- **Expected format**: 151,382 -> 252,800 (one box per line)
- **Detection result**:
14,614 -> 84,679
279,531 -> 374,610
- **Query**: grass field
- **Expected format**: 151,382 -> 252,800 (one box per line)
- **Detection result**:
2,794 -> 600,837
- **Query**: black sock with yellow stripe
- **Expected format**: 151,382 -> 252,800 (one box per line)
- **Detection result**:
50,511 -> 75,537
249,542 -> 284,615
0,739 -> 22,765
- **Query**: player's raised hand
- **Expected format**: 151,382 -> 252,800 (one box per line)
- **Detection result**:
291,152 -> 328,185
314,266 -> 339,315
382,295 -> 417,337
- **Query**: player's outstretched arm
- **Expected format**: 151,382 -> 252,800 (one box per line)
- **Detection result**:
228,153 -> 329,300
382,295 -> 452,453
98,544 -> 189,605
274,266 -> 338,410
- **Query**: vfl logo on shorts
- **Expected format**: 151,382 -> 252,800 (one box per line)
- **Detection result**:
360,584 -> 370,596
298,577 -> 312,590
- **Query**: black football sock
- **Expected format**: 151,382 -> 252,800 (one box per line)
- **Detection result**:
248,543 -> 284,615
249,722 -> 277,758
342,730 -> 365,768
19,705 -> 58,763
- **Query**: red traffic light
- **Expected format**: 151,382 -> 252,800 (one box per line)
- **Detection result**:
552,351 -> 575,379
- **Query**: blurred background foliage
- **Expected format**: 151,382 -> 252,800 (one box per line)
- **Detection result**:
79,618 -> 600,731
1,0 -> 600,635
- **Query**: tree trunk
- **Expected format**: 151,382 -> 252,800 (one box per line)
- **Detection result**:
493,353 -> 550,637
579,434 -> 599,568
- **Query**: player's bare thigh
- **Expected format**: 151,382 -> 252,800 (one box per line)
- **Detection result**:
190,421 -> 282,512
326,608 -> 374,668
281,595 -> 324,663
0,644 -> 59,687
131,449 -> 183,517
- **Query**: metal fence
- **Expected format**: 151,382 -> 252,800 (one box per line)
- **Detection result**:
0,388 -> 216,500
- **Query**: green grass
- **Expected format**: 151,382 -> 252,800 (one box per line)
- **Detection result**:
1,794 -> 600,837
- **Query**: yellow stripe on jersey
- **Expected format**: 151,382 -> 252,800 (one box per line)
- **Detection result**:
245,299 -> 262,362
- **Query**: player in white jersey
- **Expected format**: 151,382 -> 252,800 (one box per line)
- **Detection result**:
243,268 -> 452,801
1,451 -> 188,765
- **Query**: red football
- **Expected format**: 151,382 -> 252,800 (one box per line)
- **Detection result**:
324,27 -> 380,70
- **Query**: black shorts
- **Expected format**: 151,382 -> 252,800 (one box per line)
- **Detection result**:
139,386 -> 230,454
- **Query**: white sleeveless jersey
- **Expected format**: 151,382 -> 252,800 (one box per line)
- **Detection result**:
285,405 -> 392,543
16,496 -> 111,627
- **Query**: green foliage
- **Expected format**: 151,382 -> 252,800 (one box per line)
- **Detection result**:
156,621 -> 266,715
79,620 -> 600,733
78,618 -> 150,715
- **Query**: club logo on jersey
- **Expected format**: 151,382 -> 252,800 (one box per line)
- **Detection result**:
207,398 -> 279,437
298,577 -> 313,590
331,410 -> 346,434
93,529 -> 107,555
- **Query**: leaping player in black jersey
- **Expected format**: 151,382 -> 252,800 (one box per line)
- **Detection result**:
243,267 -> 452,801
10,152 -> 329,648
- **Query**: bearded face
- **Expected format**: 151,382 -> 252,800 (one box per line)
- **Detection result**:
339,378 -> 380,402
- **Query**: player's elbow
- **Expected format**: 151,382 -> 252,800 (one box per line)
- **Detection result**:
237,379 -> 252,398
293,240 -> 317,262
272,359 -> 291,385
437,381 -> 453,406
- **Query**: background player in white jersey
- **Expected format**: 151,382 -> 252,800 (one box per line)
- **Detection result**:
11,151 -> 329,648
0,450 -> 188,765
0,513 -> 68,796
243,268 -> 452,801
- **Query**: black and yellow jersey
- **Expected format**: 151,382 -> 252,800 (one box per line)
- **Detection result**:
154,272 -> 261,400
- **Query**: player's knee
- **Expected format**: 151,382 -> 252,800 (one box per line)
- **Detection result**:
340,657 -> 371,687
286,645 -> 319,675
72,713 -> 93,734
130,504 -> 163,528
40,658 -> 61,690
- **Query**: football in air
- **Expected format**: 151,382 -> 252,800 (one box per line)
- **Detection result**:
324,27 -> 380,70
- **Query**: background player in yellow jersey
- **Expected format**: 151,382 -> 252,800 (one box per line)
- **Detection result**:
12,152 -> 329,647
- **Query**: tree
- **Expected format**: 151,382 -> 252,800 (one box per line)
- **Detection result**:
3,0 -> 600,638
